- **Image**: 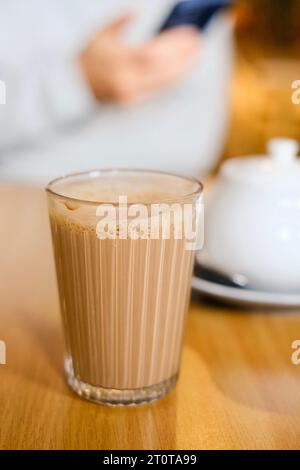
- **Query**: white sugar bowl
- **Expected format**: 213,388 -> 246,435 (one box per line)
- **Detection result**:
204,138 -> 300,292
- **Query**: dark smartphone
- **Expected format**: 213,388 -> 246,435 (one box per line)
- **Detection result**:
158,0 -> 232,33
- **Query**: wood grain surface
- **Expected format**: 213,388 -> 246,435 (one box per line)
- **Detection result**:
0,185 -> 300,450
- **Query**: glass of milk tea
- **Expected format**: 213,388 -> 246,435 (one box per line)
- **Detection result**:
46,169 -> 203,405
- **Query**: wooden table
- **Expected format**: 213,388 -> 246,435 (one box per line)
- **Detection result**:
1,185 -> 300,450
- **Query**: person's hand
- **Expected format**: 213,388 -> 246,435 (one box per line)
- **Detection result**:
79,13 -> 200,104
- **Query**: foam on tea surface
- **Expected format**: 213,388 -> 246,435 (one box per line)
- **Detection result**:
51,171 -> 199,203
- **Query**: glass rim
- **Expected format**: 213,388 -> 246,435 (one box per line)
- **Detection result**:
45,168 -> 203,206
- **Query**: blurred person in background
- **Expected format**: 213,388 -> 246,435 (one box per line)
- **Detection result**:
0,0 -> 234,182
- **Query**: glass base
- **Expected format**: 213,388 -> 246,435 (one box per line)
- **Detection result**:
65,357 -> 178,406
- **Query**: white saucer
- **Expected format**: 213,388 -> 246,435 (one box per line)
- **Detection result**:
192,276 -> 300,308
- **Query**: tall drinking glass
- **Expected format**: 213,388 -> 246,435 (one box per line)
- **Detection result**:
46,169 -> 203,405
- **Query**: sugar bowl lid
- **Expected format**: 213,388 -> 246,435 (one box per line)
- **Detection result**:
221,138 -> 300,184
